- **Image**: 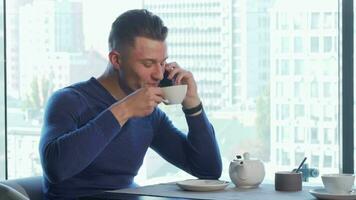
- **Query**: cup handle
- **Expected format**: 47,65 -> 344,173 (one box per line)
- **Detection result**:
162,99 -> 170,105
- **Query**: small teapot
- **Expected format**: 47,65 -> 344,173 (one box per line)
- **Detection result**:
229,152 -> 265,188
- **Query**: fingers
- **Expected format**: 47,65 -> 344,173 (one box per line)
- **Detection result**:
175,71 -> 192,85
165,62 -> 179,80
165,62 -> 191,85
125,87 -> 166,117
142,87 -> 165,104
150,92 -> 165,104
146,86 -> 164,97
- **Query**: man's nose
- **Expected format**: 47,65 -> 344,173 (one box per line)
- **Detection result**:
152,63 -> 164,80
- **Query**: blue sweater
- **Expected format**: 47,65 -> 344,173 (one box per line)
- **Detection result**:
39,77 -> 222,199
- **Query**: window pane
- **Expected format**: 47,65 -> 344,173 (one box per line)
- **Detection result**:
323,36 -> 332,52
294,36 -> 303,53
323,12 -> 333,29
6,0 -> 340,186
311,37 -> 320,53
311,12 -> 320,29
6,0 -> 142,179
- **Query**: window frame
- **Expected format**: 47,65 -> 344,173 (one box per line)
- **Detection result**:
341,0 -> 354,173
2,0 -> 6,179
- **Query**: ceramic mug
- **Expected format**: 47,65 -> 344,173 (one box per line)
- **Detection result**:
161,85 -> 187,105
275,171 -> 302,191
321,174 -> 355,194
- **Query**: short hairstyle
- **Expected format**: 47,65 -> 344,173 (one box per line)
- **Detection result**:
108,9 -> 168,51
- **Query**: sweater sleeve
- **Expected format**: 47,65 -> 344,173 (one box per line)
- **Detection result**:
39,88 -> 121,184
150,109 -> 222,179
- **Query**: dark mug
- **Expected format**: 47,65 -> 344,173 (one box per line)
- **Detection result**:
275,171 -> 302,191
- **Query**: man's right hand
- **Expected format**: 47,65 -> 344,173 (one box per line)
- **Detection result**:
109,86 -> 165,126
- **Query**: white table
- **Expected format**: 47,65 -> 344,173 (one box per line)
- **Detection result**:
106,182 -> 317,200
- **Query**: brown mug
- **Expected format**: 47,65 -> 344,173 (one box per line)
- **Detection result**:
275,171 -> 302,191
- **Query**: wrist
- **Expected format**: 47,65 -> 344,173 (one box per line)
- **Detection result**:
182,102 -> 203,116
182,96 -> 201,109
109,101 -> 131,126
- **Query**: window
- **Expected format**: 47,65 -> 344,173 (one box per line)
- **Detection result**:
295,150 -> 305,165
323,154 -> 333,168
311,154 -> 320,168
294,82 -> 301,97
5,0 -> 341,185
276,104 -> 281,120
311,37 -> 320,53
281,104 -> 290,120
294,104 -> 305,118
281,126 -> 290,142
311,105 -> 321,122
323,105 -> 334,121
311,12 -> 320,29
294,59 -> 304,75
294,36 -> 303,53
276,82 -> 284,97
311,127 -> 319,144
280,12 -> 288,30
276,126 -> 280,143
323,82 -> 331,98
281,150 -> 291,166
293,12 -> 304,30
324,128 -> 333,144
276,148 -> 280,164
281,59 -> 289,75
311,81 -> 319,98
294,127 -> 305,143
323,12 -> 333,29
324,36 -> 332,52
275,60 -> 280,75
281,36 -> 289,53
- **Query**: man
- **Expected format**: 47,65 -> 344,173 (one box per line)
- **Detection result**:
39,9 -> 222,199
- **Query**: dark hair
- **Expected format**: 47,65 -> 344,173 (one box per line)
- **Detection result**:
108,9 -> 168,51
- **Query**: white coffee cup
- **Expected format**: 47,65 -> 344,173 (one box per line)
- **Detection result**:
321,174 -> 355,194
161,85 -> 187,105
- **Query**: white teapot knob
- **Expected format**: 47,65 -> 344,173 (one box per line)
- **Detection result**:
243,152 -> 250,160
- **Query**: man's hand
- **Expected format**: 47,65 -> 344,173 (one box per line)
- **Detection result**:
165,62 -> 201,109
109,86 -> 165,126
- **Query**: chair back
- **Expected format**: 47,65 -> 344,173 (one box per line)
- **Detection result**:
0,176 -> 42,200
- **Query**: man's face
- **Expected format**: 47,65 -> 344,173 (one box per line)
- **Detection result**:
119,36 -> 168,92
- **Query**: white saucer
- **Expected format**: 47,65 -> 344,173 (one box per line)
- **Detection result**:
309,188 -> 356,200
176,179 -> 229,192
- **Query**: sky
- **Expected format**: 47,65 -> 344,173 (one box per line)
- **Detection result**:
82,0 -> 143,56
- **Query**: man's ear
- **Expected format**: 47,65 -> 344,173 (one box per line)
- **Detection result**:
108,50 -> 121,70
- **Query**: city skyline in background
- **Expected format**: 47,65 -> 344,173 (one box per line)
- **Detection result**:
4,0 -> 341,184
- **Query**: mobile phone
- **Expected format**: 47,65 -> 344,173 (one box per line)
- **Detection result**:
159,71 -> 173,87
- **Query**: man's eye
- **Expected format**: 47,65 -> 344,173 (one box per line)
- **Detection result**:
143,63 -> 152,67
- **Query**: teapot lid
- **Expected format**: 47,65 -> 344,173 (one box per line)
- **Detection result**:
243,152 -> 250,160
234,152 -> 260,162
234,152 -> 252,161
